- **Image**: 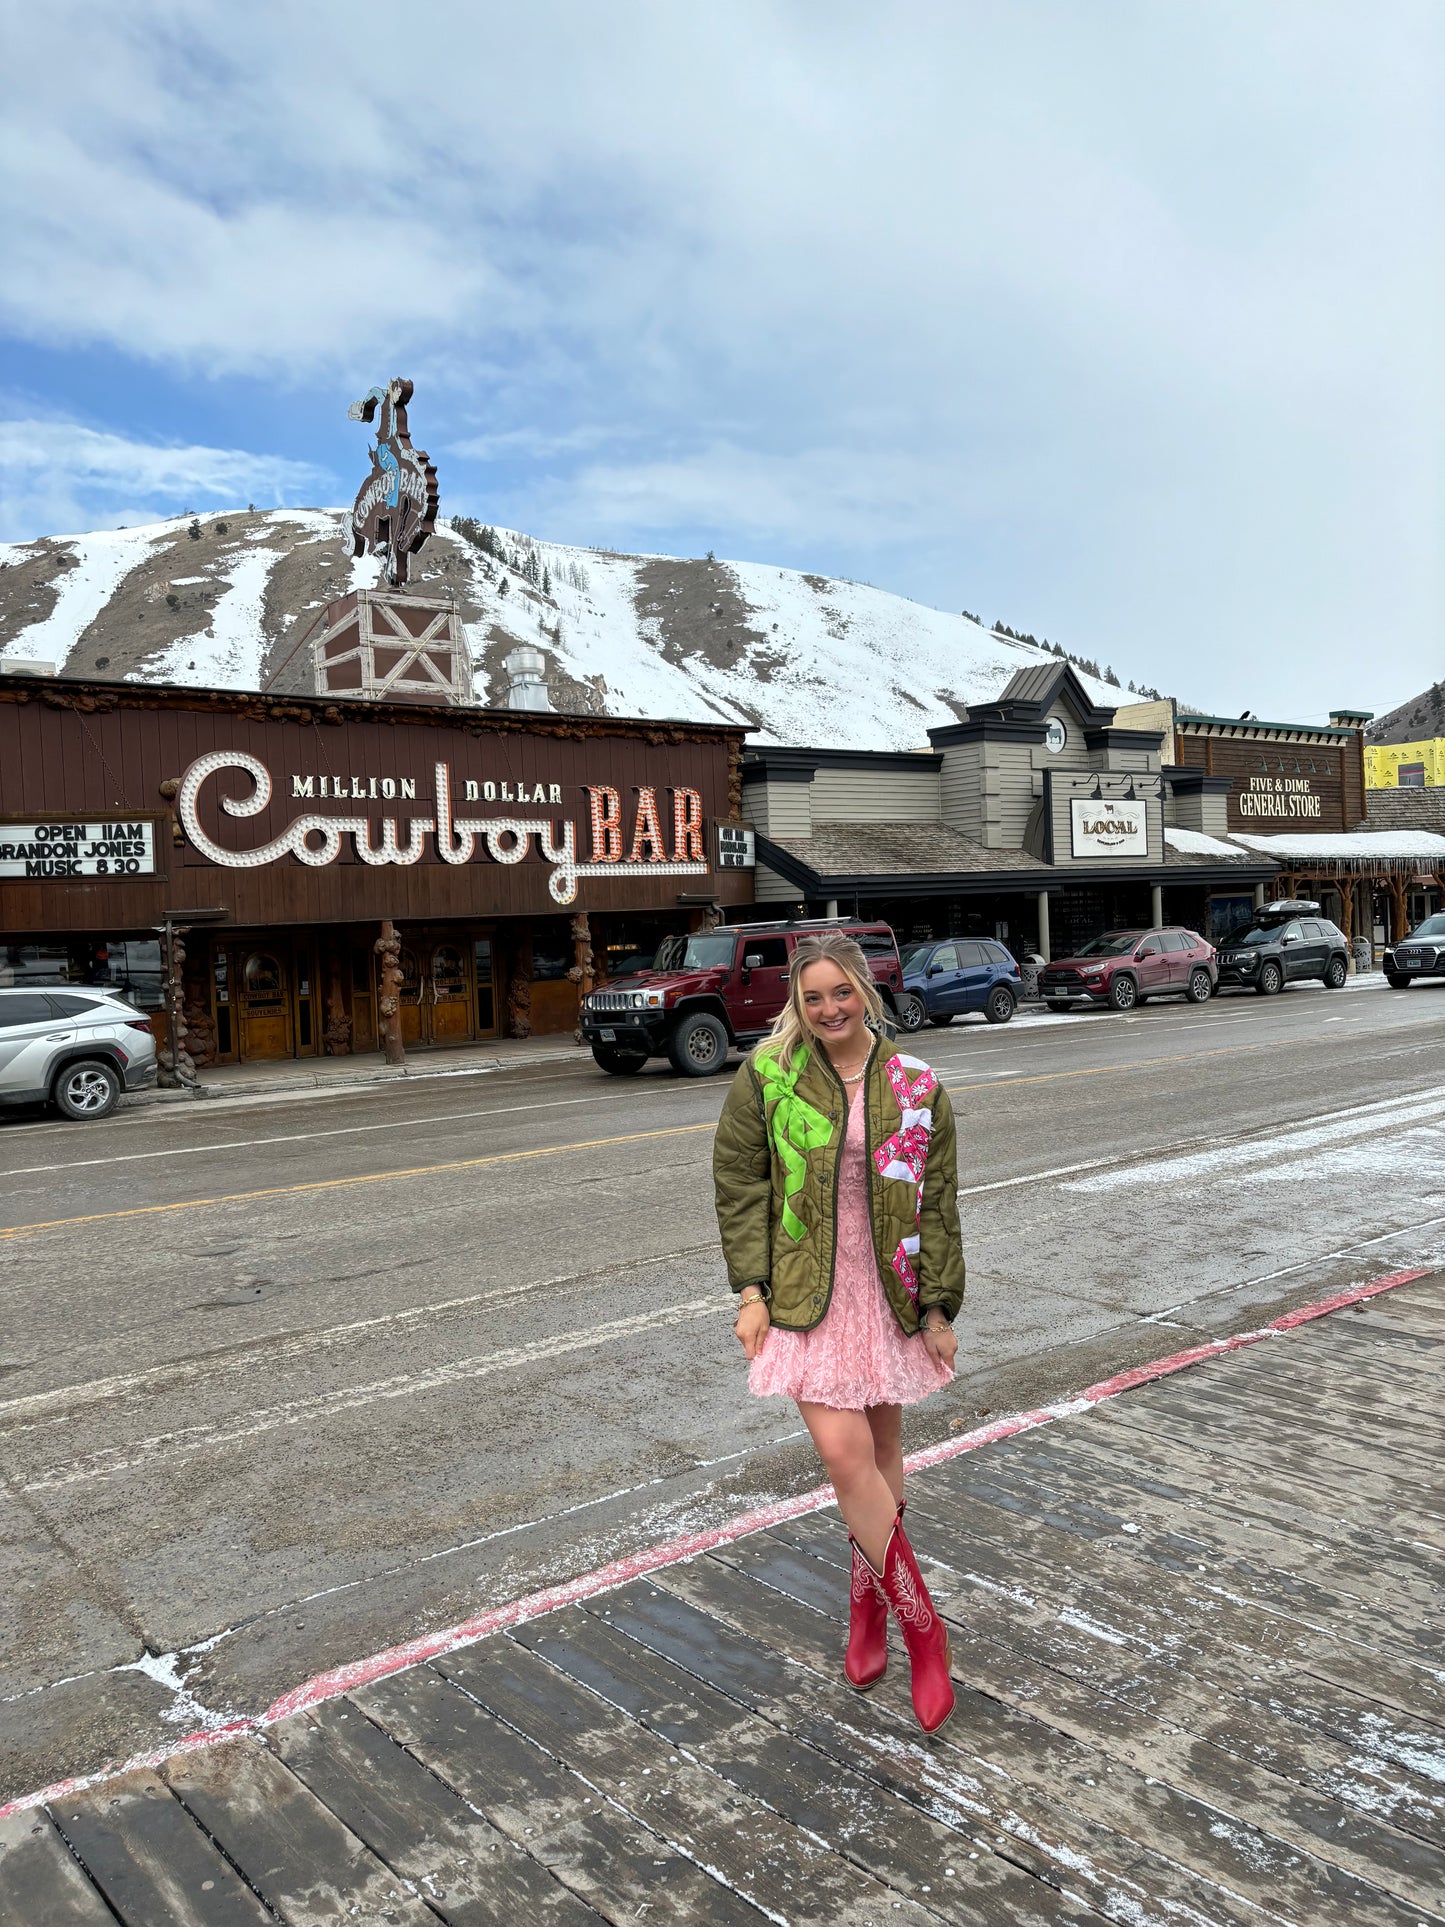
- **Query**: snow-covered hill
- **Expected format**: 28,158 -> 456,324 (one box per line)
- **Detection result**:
0,509 -> 1134,749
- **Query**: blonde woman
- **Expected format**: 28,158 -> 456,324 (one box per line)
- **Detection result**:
712,931 -> 964,1732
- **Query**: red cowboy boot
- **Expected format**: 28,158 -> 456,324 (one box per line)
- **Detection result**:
876,1512 -> 955,1733
845,1534 -> 889,1690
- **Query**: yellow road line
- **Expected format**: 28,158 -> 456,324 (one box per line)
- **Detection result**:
0,1122 -> 717,1242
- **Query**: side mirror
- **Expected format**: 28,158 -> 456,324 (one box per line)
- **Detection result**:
927,963 -> 943,977
743,953 -> 764,970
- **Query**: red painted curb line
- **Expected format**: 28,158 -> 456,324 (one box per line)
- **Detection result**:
2,1262 -> 1429,1819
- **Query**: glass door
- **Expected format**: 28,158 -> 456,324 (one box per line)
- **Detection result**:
429,943 -> 473,1043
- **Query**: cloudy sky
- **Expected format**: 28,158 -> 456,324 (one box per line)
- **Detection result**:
3,1 -> 1439,720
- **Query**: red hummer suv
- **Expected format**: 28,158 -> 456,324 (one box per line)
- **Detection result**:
580,919 -> 909,1076
1039,926 -> 1218,1012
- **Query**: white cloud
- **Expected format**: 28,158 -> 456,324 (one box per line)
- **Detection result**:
3,0 -> 1442,715
0,421 -> 329,542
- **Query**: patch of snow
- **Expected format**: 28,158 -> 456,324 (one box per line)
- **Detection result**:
1231,830 -> 1445,861
1164,827 -> 1248,858
127,547 -> 283,690
0,525 -> 168,665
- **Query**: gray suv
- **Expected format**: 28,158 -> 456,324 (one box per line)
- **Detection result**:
0,987 -> 158,1120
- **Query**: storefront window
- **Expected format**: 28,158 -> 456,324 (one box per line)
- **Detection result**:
0,940 -> 163,1008
532,923 -> 573,982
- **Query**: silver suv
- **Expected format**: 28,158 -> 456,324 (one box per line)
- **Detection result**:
0,987 -> 159,1120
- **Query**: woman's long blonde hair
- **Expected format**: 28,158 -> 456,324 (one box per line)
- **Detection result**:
754,931 -> 887,1064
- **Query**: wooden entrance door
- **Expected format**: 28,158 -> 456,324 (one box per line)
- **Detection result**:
429,943 -> 473,1043
239,948 -> 293,1059
396,941 -> 477,1046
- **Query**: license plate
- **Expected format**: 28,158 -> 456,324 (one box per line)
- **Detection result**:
599,1027 -> 617,1041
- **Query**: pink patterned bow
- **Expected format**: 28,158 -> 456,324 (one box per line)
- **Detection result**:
873,1054 -> 939,1301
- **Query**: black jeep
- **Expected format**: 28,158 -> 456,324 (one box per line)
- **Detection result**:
1215,900 -> 1350,996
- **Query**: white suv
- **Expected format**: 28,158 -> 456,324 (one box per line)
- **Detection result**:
0,987 -> 159,1120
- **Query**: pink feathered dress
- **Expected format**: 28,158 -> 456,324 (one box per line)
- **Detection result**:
749,1084 -> 954,1410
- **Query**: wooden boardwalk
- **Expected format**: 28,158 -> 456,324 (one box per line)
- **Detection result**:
3,1273 -> 1442,1927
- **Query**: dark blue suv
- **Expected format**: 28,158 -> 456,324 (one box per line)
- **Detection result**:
899,937 -> 1021,1028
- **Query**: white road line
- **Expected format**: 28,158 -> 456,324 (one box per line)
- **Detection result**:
0,1243 -> 721,1423
0,1086 -> 714,1179
19,1298 -> 725,1491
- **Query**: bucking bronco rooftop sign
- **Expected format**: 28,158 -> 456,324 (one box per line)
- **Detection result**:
346,377 -> 439,587
177,752 -> 710,906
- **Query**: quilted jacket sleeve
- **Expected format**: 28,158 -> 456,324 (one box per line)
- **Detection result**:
917,1083 -> 966,1321
712,1060 -> 773,1296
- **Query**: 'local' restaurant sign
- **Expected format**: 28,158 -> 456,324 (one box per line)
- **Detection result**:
178,751 -> 711,906
1069,797 -> 1148,859
0,821 -> 156,879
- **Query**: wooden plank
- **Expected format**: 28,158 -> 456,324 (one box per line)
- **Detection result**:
355,1663 -> 769,1926
633,1564 -> 1278,1927
1087,1400 -> 1443,1537
50,1768 -> 270,1927
438,1635 -> 944,1927
793,1503 -> 1445,1847
970,1425 -> 1442,1615
655,1549 -> 1432,1927
272,1701 -> 601,1924
161,1738 -> 434,1927
1031,1424 -> 1444,1597
1143,1377 -> 1445,1491
928,1440 -> 1443,1661
515,1600 -> 1101,1927
1203,1356 -> 1445,1444
0,1809 -> 116,1926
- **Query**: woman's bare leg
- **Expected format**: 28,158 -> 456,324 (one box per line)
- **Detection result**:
798,1401 -> 898,1569
865,1402 -> 904,1508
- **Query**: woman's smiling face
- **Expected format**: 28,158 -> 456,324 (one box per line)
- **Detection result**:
798,958 -> 869,1055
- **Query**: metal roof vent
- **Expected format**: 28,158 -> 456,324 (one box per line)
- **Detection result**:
502,644 -> 553,712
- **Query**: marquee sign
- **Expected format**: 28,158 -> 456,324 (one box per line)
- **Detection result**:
1069,797 -> 1148,859
177,752 -> 709,906
346,378 -> 439,587
0,820 -> 156,880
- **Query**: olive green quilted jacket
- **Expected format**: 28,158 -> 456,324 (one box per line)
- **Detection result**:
712,1034 -> 966,1336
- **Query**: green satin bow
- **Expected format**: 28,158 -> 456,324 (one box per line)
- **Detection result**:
756,1045 -> 835,1242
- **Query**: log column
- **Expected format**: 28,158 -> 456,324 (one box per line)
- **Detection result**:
374,920 -> 405,1066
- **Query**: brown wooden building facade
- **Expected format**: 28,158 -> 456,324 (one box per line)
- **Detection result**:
0,675 -> 750,1065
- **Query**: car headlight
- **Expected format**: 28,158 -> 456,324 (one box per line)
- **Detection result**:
631,992 -> 645,1008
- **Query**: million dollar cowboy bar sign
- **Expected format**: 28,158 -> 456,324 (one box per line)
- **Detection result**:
178,750 -> 712,905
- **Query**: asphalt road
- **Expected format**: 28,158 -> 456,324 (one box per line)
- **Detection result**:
1,976 -> 1442,1800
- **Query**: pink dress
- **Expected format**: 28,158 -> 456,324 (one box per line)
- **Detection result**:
749,1085 -> 954,1410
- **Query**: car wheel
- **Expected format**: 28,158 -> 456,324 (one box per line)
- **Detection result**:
1257,961 -> 1283,995
1045,1000 -> 1070,1014
1386,972 -> 1412,989
892,991 -> 926,1033
984,985 -> 1016,1025
1108,974 -> 1138,1012
52,1059 -> 121,1121
1322,956 -> 1348,989
1186,968 -> 1213,1005
592,1043 -> 647,1075
666,1011 -> 730,1076
927,1012 -> 954,1028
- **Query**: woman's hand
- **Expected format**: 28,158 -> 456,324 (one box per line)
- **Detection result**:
734,1297 -> 772,1360
922,1314 -> 957,1372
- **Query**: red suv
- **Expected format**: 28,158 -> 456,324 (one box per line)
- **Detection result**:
1040,927 -> 1217,1013
580,919 -> 908,1076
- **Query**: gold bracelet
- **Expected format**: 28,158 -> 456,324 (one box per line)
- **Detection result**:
738,1290 -> 766,1309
